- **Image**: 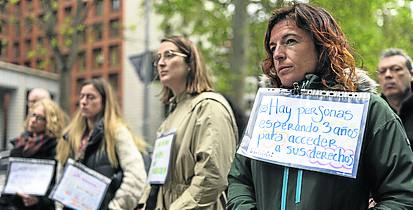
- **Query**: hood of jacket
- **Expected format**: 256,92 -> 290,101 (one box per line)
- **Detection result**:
259,68 -> 378,93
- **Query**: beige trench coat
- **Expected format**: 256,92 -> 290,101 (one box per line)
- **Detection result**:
141,92 -> 238,210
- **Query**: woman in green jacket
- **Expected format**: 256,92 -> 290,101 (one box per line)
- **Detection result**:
227,2 -> 413,210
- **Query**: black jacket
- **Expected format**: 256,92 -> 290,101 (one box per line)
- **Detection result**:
63,120 -> 122,210
381,83 -> 413,147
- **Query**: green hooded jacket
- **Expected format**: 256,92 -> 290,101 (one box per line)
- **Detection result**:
227,74 -> 413,210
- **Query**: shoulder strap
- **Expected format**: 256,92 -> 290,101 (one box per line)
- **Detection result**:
191,92 -> 231,112
191,92 -> 239,140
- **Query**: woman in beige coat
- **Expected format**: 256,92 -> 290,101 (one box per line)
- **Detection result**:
141,36 -> 238,210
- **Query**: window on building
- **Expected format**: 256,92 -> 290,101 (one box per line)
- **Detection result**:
0,3 -> 6,13
36,59 -> 46,69
25,39 -> 32,56
26,0 -> 33,11
13,42 -> 20,58
92,48 -> 103,69
111,0 -> 120,11
0,22 -> 7,35
92,23 -> 103,41
52,10 -> 58,19
109,19 -> 120,38
109,73 -> 118,92
64,6 -> 72,16
14,20 -> 20,36
0,41 -> 7,57
95,0 -> 104,16
37,37 -> 44,46
109,45 -> 119,67
78,51 -> 86,72
25,17 -> 33,33
15,2 -> 21,16
38,13 -> 44,21
77,27 -> 86,44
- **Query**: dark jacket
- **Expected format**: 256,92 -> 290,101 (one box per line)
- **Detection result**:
2,131 -> 57,210
63,120 -> 122,210
381,82 -> 413,146
227,74 -> 413,210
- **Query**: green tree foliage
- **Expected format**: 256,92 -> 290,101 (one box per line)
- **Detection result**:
155,1 -> 233,91
154,0 -> 413,88
311,0 -> 413,79
154,0 -> 281,110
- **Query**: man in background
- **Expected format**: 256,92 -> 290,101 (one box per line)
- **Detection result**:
27,88 -> 51,110
377,48 -> 413,145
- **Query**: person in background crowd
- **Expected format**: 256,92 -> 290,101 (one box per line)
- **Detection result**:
377,48 -> 413,145
24,88 -> 52,132
27,88 -> 51,111
227,3 -> 413,210
56,78 -> 147,210
2,99 -> 67,210
139,36 -> 238,210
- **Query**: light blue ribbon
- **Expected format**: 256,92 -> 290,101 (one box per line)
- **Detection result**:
295,169 -> 303,204
281,167 -> 289,210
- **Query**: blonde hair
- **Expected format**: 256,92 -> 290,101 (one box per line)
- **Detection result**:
56,78 -> 147,167
28,99 -> 68,138
158,36 -> 214,104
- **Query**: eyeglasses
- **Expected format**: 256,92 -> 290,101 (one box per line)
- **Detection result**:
377,65 -> 404,75
153,50 -> 187,67
29,113 -> 46,122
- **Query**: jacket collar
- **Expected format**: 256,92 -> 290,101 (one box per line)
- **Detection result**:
88,118 -> 104,145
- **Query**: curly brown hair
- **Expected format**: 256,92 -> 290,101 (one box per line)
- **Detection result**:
262,2 -> 357,91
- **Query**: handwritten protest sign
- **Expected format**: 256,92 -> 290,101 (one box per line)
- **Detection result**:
148,131 -> 175,184
50,159 -> 111,210
2,158 -> 55,195
238,88 -> 370,178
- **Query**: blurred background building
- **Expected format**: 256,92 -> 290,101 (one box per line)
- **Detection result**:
0,0 -> 164,147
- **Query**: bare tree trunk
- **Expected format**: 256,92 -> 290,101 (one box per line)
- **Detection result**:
38,0 -> 96,113
59,66 -> 71,113
230,0 -> 248,111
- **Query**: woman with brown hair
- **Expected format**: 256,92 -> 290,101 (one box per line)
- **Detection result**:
227,2 -> 413,209
140,36 -> 238,210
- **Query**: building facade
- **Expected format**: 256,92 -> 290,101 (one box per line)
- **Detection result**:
0,0 -> 164,144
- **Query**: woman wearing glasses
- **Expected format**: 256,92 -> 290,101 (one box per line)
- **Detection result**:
3,99 -> 67,210
140,36 -> 238,210
56,78 -> 147,210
